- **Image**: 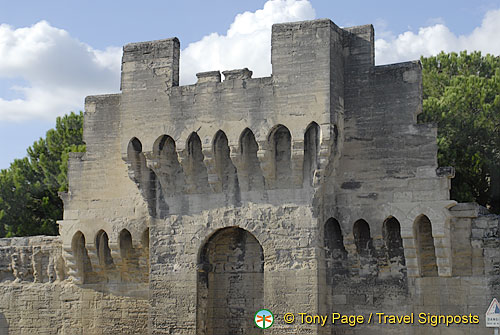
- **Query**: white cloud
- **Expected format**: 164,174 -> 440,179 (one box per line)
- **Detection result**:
180,0 -> 315,85
5,1 -> 497,122
0,0 -> 315,121
375,9 -> 500,65
0,21 -> 121,121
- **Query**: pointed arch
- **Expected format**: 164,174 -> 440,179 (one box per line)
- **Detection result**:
184,132 -> 209,193
95,230 -> 114,268
303,122 -> 320,187
353,219 -> 372,255
269,125 -> 291,186
127,137 -> 144,183
324,218 -> 348,282
383,217 -> 405,264
239,128 -> 264,192
213,130 -> 239,197
152,135 -> 184,195
118,228 -> 138,282
127,137 -> 159,216
414,215 -> 438,277
153,135 -> 174,156
119,229 -> 134,260
71,231 -> 92,284
324,218 -> 346,256
128,137 -> 142,153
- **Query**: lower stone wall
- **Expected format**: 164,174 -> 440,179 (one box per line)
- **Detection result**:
0,207 -> 498,335
149,204 -> 321,335
0,282 -> 149,335
410,276 -> 490,335
322,273 -> 496,335
0,236 -> 149,335
319,207 -> 500,335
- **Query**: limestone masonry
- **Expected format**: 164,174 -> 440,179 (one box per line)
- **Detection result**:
1,18 -> 499,335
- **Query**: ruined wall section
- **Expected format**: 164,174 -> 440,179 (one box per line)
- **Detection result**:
61,94 -> 148,234
0,237 -> 148,335
0,236 -> 64,283
331,21 -> 452,219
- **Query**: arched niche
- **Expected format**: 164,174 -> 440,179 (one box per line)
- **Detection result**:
152,135 -> 184,195
353,219 -> 373,256
213,130 -> 239,197
269,125 -> 292,187
197,227 -> 264,335
383,217 -> 406,265
414,215 -> 438,277
324,218 -> 348,281
95,230 -> 114,269
324,218 -> 347,258
239,128 -> 264,192
127,137 -> 159,216
303,122 -> 320,187
119,229 -> 134,260
71,231 -> 93,284
184,132 -> 209,193
127,137 -> 145,184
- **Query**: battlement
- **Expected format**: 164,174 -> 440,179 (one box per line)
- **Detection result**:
85,20 -> 426,220
60,18 -> 450,277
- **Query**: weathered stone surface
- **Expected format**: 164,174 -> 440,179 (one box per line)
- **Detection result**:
0,17 -> 499,335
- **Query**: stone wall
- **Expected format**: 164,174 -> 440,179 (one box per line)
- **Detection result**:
149,204 -> 320,335
318,206 -> 500,335
0,237 -> 149,335
0,17 -> 498,335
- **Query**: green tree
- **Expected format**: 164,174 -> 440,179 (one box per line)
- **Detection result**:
0,112 -> 85,237
419,51 -> 500,213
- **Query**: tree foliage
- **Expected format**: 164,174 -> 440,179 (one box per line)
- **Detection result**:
419,51 -> 500,213
0,112 -> 85,237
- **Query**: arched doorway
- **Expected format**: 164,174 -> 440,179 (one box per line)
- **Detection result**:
197,227 -> 264,335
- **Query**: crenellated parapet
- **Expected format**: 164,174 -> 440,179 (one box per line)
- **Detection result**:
124,121 -> 328,217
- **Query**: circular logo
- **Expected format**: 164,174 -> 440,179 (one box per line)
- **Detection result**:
254,309 -> 274,329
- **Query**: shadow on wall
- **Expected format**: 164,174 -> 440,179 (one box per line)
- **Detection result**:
0,312 -> 9,335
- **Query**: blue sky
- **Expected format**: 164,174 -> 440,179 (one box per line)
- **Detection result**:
1,0 -> 499,170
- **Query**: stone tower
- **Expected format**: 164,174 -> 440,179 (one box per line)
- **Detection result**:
0,18 -> 499,335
